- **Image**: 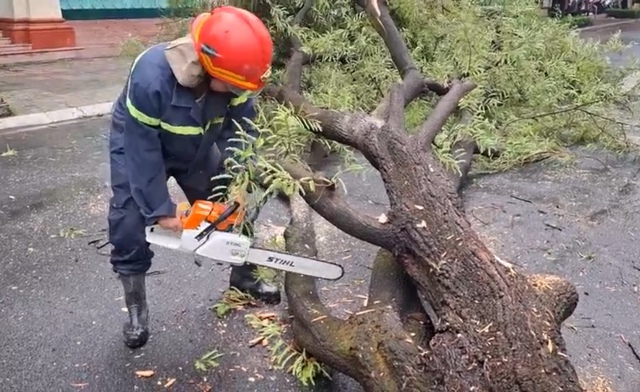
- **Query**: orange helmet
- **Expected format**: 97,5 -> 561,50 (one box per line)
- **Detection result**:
191,6 -> 273,94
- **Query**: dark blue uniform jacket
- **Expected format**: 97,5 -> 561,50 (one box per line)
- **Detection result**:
109,42 -> 257,227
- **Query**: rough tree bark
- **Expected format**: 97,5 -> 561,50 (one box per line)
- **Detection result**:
264,1 -> 583,391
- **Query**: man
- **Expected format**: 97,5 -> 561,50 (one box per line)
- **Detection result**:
108,6 -> 280,349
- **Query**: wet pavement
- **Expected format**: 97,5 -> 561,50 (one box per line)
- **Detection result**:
0,119 -> 304,392
1,118 -> 640,391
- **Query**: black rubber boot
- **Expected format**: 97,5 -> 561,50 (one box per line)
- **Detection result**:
230,263 -> 281,305
120,273 -> 149,349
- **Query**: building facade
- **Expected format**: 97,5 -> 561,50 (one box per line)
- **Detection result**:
59,0 -> 169,20
0,0 -> 77,50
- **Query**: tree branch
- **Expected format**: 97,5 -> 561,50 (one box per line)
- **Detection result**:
355,0 -> 416,79
281,0 -> 315,92
280,161 -> 396,249
356,0 -> 448,119
282,51 -> 306,93
263,84 -> 382,152
283,195 -> 356,374
416,80 -> 477,150
292,0 -> 315,26
450,137 -> 477,194
446,109 -> 478,194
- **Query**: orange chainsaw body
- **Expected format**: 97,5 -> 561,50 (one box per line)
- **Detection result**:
180,200 -> 245,231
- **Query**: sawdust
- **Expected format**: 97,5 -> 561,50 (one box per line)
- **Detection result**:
582,375 -> 615,392
87,193 -> 108,216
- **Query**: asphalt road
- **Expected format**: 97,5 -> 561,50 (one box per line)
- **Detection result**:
581,21 -> 640,69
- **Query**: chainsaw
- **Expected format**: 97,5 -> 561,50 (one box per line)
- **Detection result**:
144,199 -> 344,280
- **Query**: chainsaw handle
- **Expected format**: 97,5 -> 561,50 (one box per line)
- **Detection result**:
177,201 -> 192,227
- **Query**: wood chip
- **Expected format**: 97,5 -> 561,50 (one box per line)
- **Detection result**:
354,308 -> 378,316
135,370 -> 155,378
311,315 -> 327,322
257,312 -> 277,320
248,337 -> 264,347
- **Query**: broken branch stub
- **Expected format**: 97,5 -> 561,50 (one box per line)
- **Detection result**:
266,0 -> 584,390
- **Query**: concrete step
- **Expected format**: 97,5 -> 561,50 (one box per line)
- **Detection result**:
0,43 -> 31,52
0,46 -> 85,65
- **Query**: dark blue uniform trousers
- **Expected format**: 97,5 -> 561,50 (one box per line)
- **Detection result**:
108,129 -> 226,276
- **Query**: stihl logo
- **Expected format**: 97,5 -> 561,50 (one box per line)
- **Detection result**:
266,256 -> 296,268
226,241 -> 242,247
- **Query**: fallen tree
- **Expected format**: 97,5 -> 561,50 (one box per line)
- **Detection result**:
265,5 -> 583,390
215,0 -> 637,390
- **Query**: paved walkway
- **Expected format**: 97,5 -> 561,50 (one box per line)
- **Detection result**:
0,18 -> 184,116
0,58 -> 131,115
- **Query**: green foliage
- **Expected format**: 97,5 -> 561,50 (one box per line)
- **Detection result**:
210,101 -> 361,227
1,144 -> 17,157
604,8 -> 640,19
216,0 -> 639,179
0,97 -> 13,118
194,349 -> 224,371
118,36 -> 146,59
245,313 -> 330,386
210,287 -> 256,318
391,0 -> 639,171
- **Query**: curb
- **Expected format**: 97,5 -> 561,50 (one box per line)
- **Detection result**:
0,102 -> 114,131
579,19 -> 639,32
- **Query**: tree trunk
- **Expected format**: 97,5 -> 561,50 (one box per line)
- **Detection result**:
262,1 -> 584,391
